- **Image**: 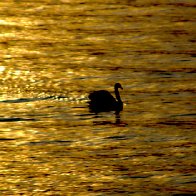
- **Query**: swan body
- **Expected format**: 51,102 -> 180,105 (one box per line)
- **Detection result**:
88,83 -> 123,113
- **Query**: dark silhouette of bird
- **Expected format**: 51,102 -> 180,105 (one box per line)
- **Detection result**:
88,83 -> 123,113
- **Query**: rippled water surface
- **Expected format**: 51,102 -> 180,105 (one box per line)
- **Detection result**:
0,0 -> 195,195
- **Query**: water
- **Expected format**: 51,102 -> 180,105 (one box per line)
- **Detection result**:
0,0 -> 195,195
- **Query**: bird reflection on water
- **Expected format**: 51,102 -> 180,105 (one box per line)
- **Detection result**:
92,113 -> 128,127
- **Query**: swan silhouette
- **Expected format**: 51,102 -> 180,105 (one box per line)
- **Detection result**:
88,83 -> 123,113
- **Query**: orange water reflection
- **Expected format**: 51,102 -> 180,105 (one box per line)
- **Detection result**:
0,0 -> 195,195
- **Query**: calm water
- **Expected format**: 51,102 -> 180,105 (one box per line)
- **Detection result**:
0,0 -> 195,195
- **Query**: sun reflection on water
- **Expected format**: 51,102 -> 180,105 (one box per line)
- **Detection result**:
0,0 -> 195,195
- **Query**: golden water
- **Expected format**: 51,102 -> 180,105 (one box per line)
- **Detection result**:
0,0 -> 195,195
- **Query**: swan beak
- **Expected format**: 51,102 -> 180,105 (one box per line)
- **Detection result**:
120,86 -> 123,90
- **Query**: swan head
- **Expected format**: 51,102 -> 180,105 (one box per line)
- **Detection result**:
115,83 -> 123,90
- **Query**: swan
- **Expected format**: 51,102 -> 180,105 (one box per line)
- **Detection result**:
88,83 -> 123,113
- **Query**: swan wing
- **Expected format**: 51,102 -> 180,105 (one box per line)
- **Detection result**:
89,90 -> 116,103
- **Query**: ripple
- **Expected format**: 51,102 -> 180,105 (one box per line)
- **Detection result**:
0,96 -> 55,103
105,135 -> 130,141
0,117 -> 36,122
27,140 -> 73,146
0,138 -> 16,141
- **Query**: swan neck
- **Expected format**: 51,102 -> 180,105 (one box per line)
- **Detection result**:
115,87 -> 122,102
